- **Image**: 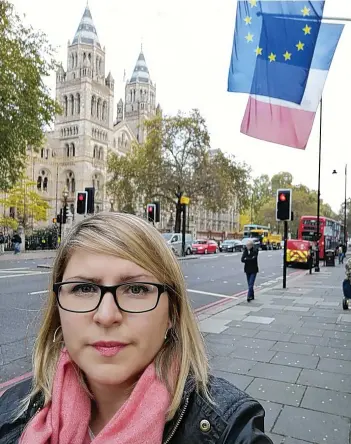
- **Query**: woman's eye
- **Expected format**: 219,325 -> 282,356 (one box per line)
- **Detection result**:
73,284 -> 96,293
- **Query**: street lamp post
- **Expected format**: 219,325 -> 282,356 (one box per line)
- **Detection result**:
110,198 -> 114,212
332,164 -> 348,245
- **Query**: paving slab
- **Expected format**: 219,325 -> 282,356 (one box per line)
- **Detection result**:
218,326 -> 258,338
212,370 -> 253,391
297,369 -> 351,394
199,318 -> 230,334
234,337 -> 277,350
322,330 -> 350,340
318,357 -> 351,375
254,330 -> 293,342
289,334 -> 330,347
267,434 -> 312,444
210,356 -> 256,375
226,320 -> 260,330
327,337 -> 351,350
301,386 -> 351,417
273,405 -> 350,444
243,315 -> 275,325
289,326 -> 324,337
229,346 -> 276,363
271,342 -> 315,356
246,378 -> 305,406
258,400 -> 282,433
248,362 -> 301,384
271,352 -> 319,369
313,345 -> 351,361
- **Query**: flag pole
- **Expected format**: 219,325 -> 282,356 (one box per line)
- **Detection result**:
315,98 -> 323,272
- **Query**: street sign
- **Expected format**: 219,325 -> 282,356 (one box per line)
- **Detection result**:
180,196 -> 190,205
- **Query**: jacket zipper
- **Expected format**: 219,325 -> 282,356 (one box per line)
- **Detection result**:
163,397 -> 189,444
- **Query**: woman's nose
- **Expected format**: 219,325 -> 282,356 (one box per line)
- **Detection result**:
93,291 -> 123,325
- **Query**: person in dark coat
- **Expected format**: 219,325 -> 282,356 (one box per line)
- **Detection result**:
241,239 -> 259,302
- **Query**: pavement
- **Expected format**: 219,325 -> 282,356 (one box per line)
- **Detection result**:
199,262 -> 351,444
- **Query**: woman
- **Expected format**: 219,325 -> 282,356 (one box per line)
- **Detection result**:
0,213 -> 272,443
241,239 -> 259,302
342,257 -> 351,310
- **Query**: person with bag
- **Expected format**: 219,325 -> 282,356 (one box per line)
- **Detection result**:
241,239 -> 259,302
0,212 -> 272,444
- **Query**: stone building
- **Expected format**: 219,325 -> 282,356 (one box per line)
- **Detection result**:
25,4 -> 157,222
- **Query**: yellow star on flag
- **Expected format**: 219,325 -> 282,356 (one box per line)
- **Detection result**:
245,32 -> 254,43
303,24 -> 312,35
244,16 -> 252,25
301,6 -> 310,16
283,51 -> 292,61
268,52 -> 276,63
296,41 -> 305,51
248,0 -> 258,8
255,46 -> 263,56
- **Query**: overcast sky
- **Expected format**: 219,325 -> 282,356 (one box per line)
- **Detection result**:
11,0 -> 351,212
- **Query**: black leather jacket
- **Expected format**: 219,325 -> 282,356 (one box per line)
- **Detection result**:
0,376 -> 272,444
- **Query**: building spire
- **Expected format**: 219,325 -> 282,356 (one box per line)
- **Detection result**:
130,49 -> 151,84
72,3 -> 101,47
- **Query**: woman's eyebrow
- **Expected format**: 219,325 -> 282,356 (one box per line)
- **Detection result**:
63,274 -> 154,284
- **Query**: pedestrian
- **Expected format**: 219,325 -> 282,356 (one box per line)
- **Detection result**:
342,257 -> 351,310
338,244 -> 344,264
12,231 -> 22,255
0,212 -> 272,444
342,243 -> 347,262
0,231 -> 5,255
241,239 -> 259,302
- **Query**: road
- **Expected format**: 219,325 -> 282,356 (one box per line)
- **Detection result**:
0,250 -> 301,385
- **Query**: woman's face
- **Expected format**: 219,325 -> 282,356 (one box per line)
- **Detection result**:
59,250 -> 170,387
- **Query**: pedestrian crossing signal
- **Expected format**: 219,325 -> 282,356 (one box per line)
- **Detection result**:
76,191 -> 88,215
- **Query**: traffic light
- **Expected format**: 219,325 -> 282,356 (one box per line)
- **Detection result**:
85,187 -> 95,214
76,191 -> 88,215
276,189 -> 292,221
147,203 -> 156,223
153,201 -> 161,223
62,204 -> 70,224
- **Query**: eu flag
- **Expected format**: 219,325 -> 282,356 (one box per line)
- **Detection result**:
228,1 -> 325,104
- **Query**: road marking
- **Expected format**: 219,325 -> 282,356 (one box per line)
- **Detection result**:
0,268 -> 30,272
29,290 -> 49,295
188,289 -> 238,299
0,271 -> 50,279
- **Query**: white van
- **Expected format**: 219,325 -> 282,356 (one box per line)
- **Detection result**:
162,233 -> 193,256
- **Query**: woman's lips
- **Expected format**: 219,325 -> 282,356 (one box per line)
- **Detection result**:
91,342 -> 127,357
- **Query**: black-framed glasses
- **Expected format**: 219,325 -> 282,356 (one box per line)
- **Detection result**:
53,281 -> 169,313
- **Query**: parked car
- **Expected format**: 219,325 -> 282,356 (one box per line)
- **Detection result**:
192,239 -> 219,255
221,240 -> 244,252
162,233 -> 193,256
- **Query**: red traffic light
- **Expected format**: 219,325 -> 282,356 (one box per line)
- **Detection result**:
148,206 -> 153,212
279,193 -> 286,202
78,194 -> 84,201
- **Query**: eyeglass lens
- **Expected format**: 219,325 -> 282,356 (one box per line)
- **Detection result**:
58,282 -> 160,312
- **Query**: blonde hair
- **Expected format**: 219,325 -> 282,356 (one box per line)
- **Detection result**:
22,212 -> 209,420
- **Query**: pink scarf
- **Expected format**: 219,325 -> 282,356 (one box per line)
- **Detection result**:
20,349 -> 170,444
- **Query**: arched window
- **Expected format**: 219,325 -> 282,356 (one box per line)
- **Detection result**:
88,53 -> 92,65
65,143 -> 69,157
76,94 -> 81,115
66,171 -> 75,193
63,96 -> 68,116
99,147 -> 103,160
102,101 -> 107,121
70,143 -> 75,157
91,95 -> 96,117
96,57 -> 99,73
37,170 -> 49,192
45,149 -> 49,159
69,95 -> 74,115
93,146 -> 98,158
97,98 -> 102,119
41,149 -> 44,158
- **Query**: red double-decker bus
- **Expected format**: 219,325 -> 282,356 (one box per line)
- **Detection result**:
297,216 -> 346,260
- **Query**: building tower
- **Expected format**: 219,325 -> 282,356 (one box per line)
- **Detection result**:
54,4 -> 114,213
124,49 -> 156,143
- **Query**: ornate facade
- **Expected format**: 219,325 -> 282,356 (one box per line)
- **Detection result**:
26,5 -> 156,221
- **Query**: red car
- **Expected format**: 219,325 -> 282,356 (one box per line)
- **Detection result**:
192,239 -> 219,255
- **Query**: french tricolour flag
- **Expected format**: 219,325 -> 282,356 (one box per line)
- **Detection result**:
241,23 -> 344,150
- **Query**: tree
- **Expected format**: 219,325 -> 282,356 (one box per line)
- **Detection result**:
250,174 -> 272,222
107,110 -> 251,231
271,172 -> 293,196
0,1 -> 61,190
0,177 -> 50,229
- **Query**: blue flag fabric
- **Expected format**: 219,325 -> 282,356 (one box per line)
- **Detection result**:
228,1 -> 325,104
